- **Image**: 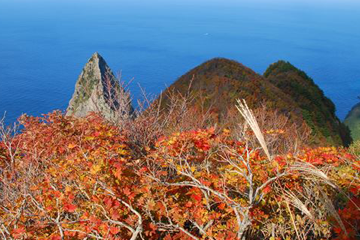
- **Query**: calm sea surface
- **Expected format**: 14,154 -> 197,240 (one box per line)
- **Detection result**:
1,0 -> 359,124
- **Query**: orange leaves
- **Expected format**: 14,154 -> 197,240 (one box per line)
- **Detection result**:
1,112 -> 141,239
67,143 -> 77,149
123,187 -> 131,196
199,178 -> 212,187
302,147 -> 347,166
184,201 -> 193,208
155,128 -> 217,157
12,227 -> 26,238
110,226 -> 121,235
53,190 -> 62,198
218,202 -> 226,210
2,112 -> 360,240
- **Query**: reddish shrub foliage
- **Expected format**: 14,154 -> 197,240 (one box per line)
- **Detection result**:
0,112 -> 359,239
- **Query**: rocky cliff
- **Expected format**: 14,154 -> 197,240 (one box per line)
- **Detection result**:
66,52 -> 132,121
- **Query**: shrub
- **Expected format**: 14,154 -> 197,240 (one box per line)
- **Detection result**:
0,105 -> 359,239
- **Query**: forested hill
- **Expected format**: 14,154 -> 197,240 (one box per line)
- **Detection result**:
158,58 -> 351,146
264,60 -> 352,146
345,102 -> 360,141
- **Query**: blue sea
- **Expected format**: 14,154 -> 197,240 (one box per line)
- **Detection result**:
1,0 -> 360,124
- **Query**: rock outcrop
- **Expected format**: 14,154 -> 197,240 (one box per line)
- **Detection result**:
66,52 -> 132,121
344,102 -> 360,141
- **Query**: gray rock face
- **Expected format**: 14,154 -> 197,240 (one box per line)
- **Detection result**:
66,52 -> 132,121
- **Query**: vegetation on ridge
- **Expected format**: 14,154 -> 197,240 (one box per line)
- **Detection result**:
0,57 -> 358,239
264,60 -> 352,147
158,58 -> 351,147
0,100 -> 359,239
345,102 -> 360,141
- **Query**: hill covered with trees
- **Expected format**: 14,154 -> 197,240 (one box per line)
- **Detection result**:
158,58 -> 351,147
345,102 -> 360,141
264,60 -> 352,147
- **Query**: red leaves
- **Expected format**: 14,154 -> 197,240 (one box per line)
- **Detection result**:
104,197 -> 114,208
218,202 -> 226,210
200,179 -> 211,187
12,227 -> 26,238
110,226 -> 121,235
191,193 -> 202,202
335,197 -> 360,239
309,157 -> 324,165
262,185 -> 272,194
53,190 -> 62,198
194,140 -> 211,152
63,203 -> 77,213
349,186 -> 360,195
3,112 -> 360,240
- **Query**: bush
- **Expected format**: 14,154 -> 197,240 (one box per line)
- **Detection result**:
0,107 -> 359,239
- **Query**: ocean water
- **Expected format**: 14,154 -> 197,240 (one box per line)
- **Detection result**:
0,0 -> 359,124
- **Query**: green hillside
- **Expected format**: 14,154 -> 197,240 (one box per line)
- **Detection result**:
264,60 -> 352,146
157,58 -> 351,146
344,102 -> 360,141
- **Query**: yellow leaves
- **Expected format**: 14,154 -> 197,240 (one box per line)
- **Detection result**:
118,149 -> 128,155
222,128 -> 230,134
277,216 -> 285,224
85,136 -> 95,141
202,197 -> 208,206
265,129 -> 285,135
90,164 -> 102,174
271,160 -> 279,170
176,165 -> 182,173
269,237 -> 285,240
296,214 -> 305,226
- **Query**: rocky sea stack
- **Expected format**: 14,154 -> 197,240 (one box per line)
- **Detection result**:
66,52 -> 132,121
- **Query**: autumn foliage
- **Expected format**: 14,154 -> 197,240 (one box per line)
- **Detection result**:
0,110 -> 359,239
